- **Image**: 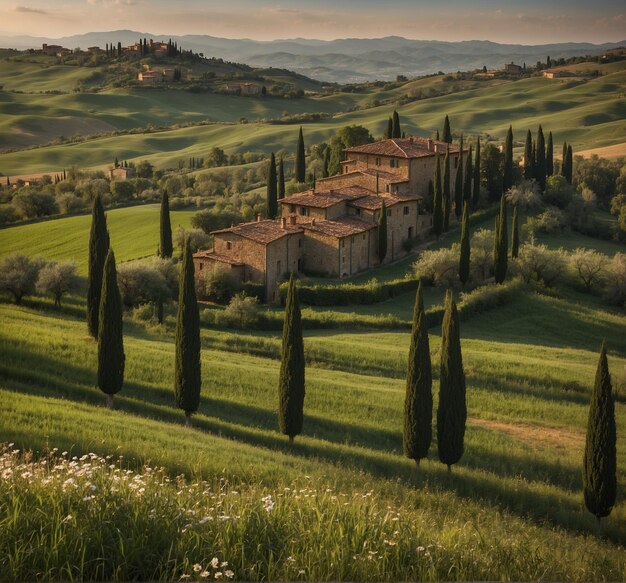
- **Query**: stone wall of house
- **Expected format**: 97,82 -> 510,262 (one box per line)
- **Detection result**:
265,232 -> 303,302
194,258 -> 245,283
214,233 -> 266,283
281,204 -> 328,223
302,230 -> 339,277
339,230 -> 376,276
408,152 -> 466,199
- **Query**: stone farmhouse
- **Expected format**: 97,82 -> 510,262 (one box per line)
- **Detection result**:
193,137 -> 467,302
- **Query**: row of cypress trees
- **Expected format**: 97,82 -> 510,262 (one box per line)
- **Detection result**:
383,111 -> 402,139
266,128 -> 305,219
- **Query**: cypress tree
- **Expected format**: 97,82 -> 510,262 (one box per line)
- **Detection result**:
432,154 -> 443,239
459,201 -> 470,285
442,115 -> 452,144
531,141 -> 536,179
378,201 -> 388,262
392,110 -> 401,139
503,125 -> 514,193
437,290 -> 467,471
524,130 -> 533,180
278,275 -> 305,443
583,342 -> 617,522
160,192 -> 173,258
278,156 -> 286,199
436,129 -> 440,141
463,145 -> 473,205
564,145 -> 573,184
536,125 -> 546,191
403,282 -> 432,467
454,135 -> 464,219
385,117 -> 393,139
427,179 -> 434,213
562,141 -> 568,170
472,137 -> 481,210
322,149 -> 330,178
493,194 -> 508,284
511,205 -> 520,259
87,194 -> 110,339
443,146 -> 451,232
546,131 -> 554,177
97,249 -> 124,410
295,127 -> 306,183
174,239 -> 201,427
266,152 -> 278,219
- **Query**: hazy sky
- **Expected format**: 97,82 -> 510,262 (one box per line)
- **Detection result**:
0,0 -> 624,43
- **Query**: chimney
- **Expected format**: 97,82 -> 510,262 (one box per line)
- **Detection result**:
311,218 -> 316,226
434,144 -> 440,153
280,217 -> 287,230
409,136 -> 414,143
427,138 -> 433,151
289,215 -> 297,225
257,213 -> 262,222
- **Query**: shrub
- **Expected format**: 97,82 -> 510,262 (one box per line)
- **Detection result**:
202,265 -> 242,303
57,193 -> 87,215
0,205 -> 20,226
525,208 -> 566,237
223,293 -> 260,328
513,243 -> 567,287
12,190 -> 58,219
36,261 -> 79,307
175,226 -> 210,252
458,278 -> 524,320
412,245 -> 460,288
0,254 -> 45,304
569,248 -> 608,292
470,229 -> 495,283
116,260 -> 174,309
544,175 -> 575,209
506,180 -> 541,211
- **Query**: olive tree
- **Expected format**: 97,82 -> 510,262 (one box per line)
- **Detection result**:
0,254 -> 45,304
570,248 -> 608,292
36,261 -> 79,307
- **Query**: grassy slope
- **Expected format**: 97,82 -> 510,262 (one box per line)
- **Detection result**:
0,205 -> 196,274
1,61 -> 624,172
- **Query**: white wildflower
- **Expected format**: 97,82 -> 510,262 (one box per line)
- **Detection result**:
200,571 -> 210,578
214,572 -> 223,580
193,564 -> 202,573
210,557 -> 219,569
224,570 -> 234,579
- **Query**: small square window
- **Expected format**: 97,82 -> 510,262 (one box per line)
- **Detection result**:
403,206 -> 410,215
387,209 -> 391,217
226,241 -> 232,250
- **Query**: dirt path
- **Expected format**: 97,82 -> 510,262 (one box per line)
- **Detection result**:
469,417 -> 584,452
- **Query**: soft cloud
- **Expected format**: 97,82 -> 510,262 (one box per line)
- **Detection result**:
14,5 -> 48,14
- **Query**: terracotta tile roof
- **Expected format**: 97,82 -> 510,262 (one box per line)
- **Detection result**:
349,192 -> 421,211
356,168 -> 409,184
302,216 -> 376,239
345,137 -> 462,158
280,185 -> 375,208
192,251 -> 243,266
211,219 -> 302,244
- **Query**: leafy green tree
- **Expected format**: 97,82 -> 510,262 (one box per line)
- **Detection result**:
511,205 -> 520,259
174,239 -> 201,427
295,127 -> 306,183
503,125 -> 514,193
463,145 -> 473,205
160,192 -> 173,259
432,154 -> 443,238
524,130 -> 533,180
493,194 -> 508,284
97,249 -> 124,409
403,283 -> 432,467
546,131 -> 554,177
437,290 -> 467,471
392,110 -> 402,139
378,201 -> 388,262
472,137 -> 481,209
266,152 -> 278,219
459,201 -> 470,285
87,194 -> 110,338
443,146 -> 451,231
583,342 -> 617,522
536,125 -> 546,191
454,135 -> 464,218
442,115 -> 452,143
278,156 -> 286,199
278,275 -> 305,443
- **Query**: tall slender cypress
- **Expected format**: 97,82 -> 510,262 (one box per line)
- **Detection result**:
583,342 -> 617,522
562,141 -> 568,172
442,115 -> 452,143
437,290 -> 467,471
536,125 -> 546,191
160,192 -> 173,258
511,205 -> 520,259
266,152 -> 278,219
403,283 -> 432,467
546,131 -> 554,177
278,275 -> 305,443
463,145 -> 473,205
524,130 -> 533,180
432,154 -> 443,239
564,145 -> 573,184
322,149 -> 330,179
87,194 -> 110,339
385,117 -> 393,140
295,127 -> 306,183
443,146 -> 451,232
378,202 -> 388,262
472,137 -> 481,210
454,135 -> 464,219
503,125 -> 514,193
459,201 -> 470,285
392,110 -> 401,139
278,156 -> 286,199
97,249 -> 124,410
174,239 -> 201,427
494,194 -> 508,284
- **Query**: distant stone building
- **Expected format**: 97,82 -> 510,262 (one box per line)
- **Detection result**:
225,82 -> 261,95
504,62 -> 522,74
137,68 -> 177,83
194,137 -> 467,302
542,69 -> 575,79
42,44 -> 65,56
109,167 -> 136,180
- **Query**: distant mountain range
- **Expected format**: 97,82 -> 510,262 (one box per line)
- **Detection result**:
1,31 -> 624,83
